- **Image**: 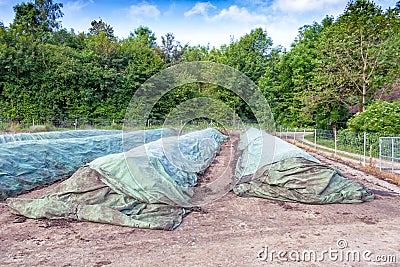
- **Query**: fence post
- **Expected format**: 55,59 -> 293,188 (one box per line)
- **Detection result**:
363,132 -> 366,167
74,119 -> 77,130
334,128 -> 337,157
392,138 -> 395,174
314,129 -> 317,150
379,138 -> 382,171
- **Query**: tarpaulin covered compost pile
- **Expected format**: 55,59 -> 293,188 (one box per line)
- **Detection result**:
0,128 -> 176,200
7,128 -> 227,230
233,128 -> 374,204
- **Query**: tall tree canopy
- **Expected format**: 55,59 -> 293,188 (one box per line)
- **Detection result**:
89,19 -> 115,40
13,0 -> 63,34
131,26 -> 157,49
307,0 -> 400,121
0,0 -> 398,131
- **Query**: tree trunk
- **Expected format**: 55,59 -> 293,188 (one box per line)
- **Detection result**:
362,83 -> 366,112
362,55 -> 367,112
361,27 -> 366,112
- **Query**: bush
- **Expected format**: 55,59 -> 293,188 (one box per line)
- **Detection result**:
0,122 -> 7,131
28,124 -> 57,132
347,100 -> 400,133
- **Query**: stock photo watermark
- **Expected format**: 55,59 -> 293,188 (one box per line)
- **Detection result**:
257,239 -> 397,263
123,61 -> 275,207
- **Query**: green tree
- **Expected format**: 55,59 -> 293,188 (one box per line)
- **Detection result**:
183,45 -> 210,62
157,32 -> 187,66
85,31 -> 118,66
203,28 -> 274,121
12,0 -> 63,34
48,28 -> 85,49
89,19 -> 115,40
34,0 -> 63,31
259,19 -> 333,127
310,0 -> 400,115
223,28 -> 273,82
131,26 -> 157,48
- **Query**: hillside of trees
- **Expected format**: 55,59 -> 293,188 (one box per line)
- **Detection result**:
0,0 -> 399,131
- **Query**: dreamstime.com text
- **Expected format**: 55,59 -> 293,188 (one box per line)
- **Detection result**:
257,239 -> 397,263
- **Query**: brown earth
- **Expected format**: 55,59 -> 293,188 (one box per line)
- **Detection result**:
0,132 -> 399,267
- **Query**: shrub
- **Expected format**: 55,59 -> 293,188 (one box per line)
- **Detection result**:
347,100 -> 400,133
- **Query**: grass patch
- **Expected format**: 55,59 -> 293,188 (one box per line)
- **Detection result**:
304,134 -> 366,157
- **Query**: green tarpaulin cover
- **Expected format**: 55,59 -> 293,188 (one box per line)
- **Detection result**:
233,128 -> 374,203
8,167 -> 187,230
7,128 -> 227,230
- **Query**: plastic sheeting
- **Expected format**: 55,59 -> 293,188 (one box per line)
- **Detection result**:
7,128 -> 227,230
0,130 -> 121,144
89,128 -> 227,206
235,127 -> 319,179
7,167 -> 187,230
234,128 -> 374,204
0,128 -> 177,200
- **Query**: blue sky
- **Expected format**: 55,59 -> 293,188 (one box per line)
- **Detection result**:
0,0 -> 397,49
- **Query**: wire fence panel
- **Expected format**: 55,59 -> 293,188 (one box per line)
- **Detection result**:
380,137 -> 400,174
275,125 -> 400,176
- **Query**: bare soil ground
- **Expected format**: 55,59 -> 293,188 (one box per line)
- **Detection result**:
1,132 -> 399,267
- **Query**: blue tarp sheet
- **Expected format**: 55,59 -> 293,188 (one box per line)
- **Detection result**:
0,129 -> 176,199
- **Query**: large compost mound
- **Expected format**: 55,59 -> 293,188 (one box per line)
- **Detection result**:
0,128 -> 176,199
234,128 -> 374,203
7,128 -> 227,230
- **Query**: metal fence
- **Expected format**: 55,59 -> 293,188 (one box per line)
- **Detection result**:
380,137 -> 400,174
277,125 -> 400,176
0,118 -> 124,130
0,118 -> 264,135
2,119 -> 399,176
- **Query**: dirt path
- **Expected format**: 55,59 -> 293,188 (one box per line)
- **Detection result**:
1,134 -> 399,267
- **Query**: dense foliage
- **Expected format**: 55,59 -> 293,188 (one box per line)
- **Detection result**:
347,100 -> 400,133
259,0 -> 400,131
0,0 -> 399,132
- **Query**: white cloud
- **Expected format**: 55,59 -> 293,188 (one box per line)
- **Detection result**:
64,0 -> 93,12
129,3 -> 160,18
0,0 -> 17,7
164,3 -> 177,16
273,0 -> 343,12
209,5 -> 267,22
184,2 -> 216,17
